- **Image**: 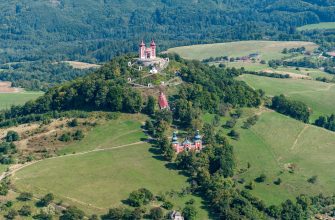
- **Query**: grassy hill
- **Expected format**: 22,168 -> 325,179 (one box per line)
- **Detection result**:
239,74 -> 335,120
0,92 -> 43,110
204,108 -> 335,206
233,109 -> 335,205
12,114 -> 209,217
298,22 -> 335,31
168,41 -> 318,61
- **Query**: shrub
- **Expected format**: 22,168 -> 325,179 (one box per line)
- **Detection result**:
149,207 -> 164,220
274,178 -> 282,185
5,131 -> 20,142
162,201 -> 173,210
245,181 -> 255,190
37,193 -> 54,207
67,119 -> 79,127
5,209 -> 18,219
127,188 -> 154,207
308,175 -> 318,184
242,115 -> 259,129
60,206 -> 85,220
183,205 -> 197,220
17,192 -> 33,201
224,119 -> 237,129
73,130 -> 85,141
59,133 -> 71,142
255,174 -> 267,183
18,205 -> 32,216
228,130 -> 240,140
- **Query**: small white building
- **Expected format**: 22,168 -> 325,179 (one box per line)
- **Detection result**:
170,211 -> 184,220
150,66 -> 158,74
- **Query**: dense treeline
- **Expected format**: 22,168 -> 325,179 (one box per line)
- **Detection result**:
0,61 -> 91,91
271,95 -> 311,122
268,56 -> 335,74
315,114 -> 335,131
174,55 -> 262,112
0,0 -> 335,64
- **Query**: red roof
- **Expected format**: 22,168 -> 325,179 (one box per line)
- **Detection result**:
158,92 -> 169,109
150,39 -> 156,46
140,40 -> 145,47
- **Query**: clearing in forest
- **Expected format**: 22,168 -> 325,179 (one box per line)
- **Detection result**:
168,40 -> 317,61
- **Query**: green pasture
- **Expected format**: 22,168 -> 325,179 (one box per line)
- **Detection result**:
168,41 -> 317,61
224,62 -> 332,80
239,74 -> 335,120
0,92 -> 43,110
13,115 -> 209,217
298,22 -> 335,31
233,110 -> 335,205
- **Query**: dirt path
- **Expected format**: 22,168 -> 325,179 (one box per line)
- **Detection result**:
291,124 -> 309,150
0,141 -> 146,181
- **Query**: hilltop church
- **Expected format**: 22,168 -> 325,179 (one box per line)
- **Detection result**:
139,39 -> 156,60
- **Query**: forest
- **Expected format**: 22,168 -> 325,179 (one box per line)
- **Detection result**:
0,0 -> 335,64
0,0 -> 334,90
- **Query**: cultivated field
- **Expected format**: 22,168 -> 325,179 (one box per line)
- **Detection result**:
0,92 -> 43,110
298,22 -> 335,31
239,74 -> 335,120
12,115 -> 209,217
233,109 -> 335,205
168,41 -> 317,61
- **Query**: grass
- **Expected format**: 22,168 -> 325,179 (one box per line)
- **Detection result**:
225,62 -> 332,80
239,74 -> 335,120
298,22 -> 335,31
232,109 -> 335,205
13,114 -> 209,218
0,92 -> 43,110
168,40 -> 317,61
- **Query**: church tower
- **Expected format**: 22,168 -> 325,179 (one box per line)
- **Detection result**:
150,39 -> 156,59
139,40 -> 146,59
194,130 -> 202,150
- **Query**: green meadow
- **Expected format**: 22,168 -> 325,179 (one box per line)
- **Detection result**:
168,41 -> 317,61
225,62 -> 332,80
239,74 -> 335,120
13,115 -> 209,218
0,92 -> 43,110
298,22 -> 335,31
233,109 -> 335,205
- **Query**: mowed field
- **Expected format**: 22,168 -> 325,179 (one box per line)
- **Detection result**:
233,109 -> 335,205
298,22 -> 335,31
0,92 -> 43,110
168,41 -> 317,61
239,74 -> 335,121
13,115 -> 209,217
